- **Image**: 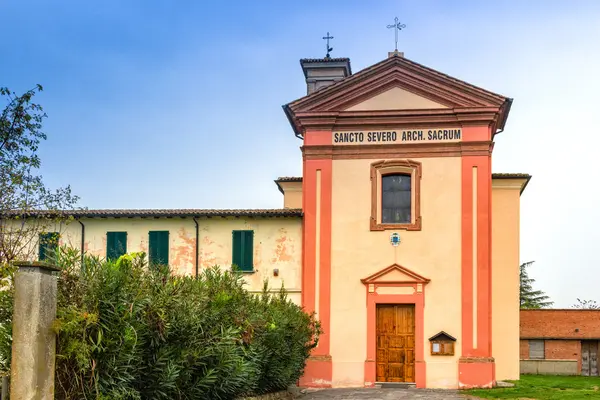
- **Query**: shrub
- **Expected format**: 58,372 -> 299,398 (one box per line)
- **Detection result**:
0,262 -> 16,374
0,247 -> 320,399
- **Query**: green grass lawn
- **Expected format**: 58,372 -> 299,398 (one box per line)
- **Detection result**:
466,375 -> 600,399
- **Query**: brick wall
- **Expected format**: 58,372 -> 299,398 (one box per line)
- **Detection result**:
546,340 -> 581,373
520,338 -> 582,373
520,340 -> 529,359
520,310 -> 600,339
545,340 -> 580,360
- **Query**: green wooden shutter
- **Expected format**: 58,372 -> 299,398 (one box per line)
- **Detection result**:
39,232 -> 59,261
107,232 -> 127,260
149,231 -> 169,267
232,230 -> 253,272
149,231 -> 158,266
232,230 -> 243,270
242,230 -> 253,272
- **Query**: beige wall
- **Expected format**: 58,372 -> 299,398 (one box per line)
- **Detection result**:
329,157 -> 462,388
491,180 -> 522,381
196,218 -> 302,303
278,181 -> 303,209
11,216 -> 303,304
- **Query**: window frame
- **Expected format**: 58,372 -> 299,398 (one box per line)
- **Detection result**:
106,231 -> 128,261
370,159 -> 422,231
232,230 -> 254,272
39,232 -> 60,262
529,339 -> 545,360
148,230 -> 170,268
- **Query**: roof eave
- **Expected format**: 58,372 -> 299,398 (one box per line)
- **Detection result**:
520,175 -> 532,195
491,173 -> 532,195
496,97 -> 513,134
282,103 -> 303,140
274,180 -> 285,195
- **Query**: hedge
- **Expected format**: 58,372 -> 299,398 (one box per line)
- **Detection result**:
0,247 -> 321,399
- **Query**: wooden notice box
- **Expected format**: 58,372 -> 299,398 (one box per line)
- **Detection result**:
429,331 -> 456,356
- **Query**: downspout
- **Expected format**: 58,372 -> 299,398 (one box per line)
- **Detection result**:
77,218 -> 85,269
193,217 -> 199,278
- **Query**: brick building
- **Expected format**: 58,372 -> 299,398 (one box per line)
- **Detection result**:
520,309 -> 600,376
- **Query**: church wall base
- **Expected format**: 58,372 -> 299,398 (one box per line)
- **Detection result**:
299,356 -> 332,388
458,357 -> 496,389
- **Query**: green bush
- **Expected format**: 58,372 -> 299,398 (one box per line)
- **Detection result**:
0,247 -> 321,399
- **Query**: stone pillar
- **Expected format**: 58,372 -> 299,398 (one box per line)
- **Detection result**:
10,261 -> 60,399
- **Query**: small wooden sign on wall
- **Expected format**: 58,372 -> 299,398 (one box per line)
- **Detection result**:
429,331 -> 456,356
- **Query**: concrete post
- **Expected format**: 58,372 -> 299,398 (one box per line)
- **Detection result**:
10,261 -> 60,400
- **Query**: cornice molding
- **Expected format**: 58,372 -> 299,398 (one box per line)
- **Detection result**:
293,108 -> 501,133
301,141 -> 493,160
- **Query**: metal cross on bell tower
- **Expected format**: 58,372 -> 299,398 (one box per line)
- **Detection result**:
323,31 -> 334,58
386,17 -> 406,51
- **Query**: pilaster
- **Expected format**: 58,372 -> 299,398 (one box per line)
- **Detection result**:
459,125 -> 495,388
300,129 -> 333,387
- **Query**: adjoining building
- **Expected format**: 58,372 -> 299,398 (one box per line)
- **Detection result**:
7,50 -> 531,389
520,309 -> 600,376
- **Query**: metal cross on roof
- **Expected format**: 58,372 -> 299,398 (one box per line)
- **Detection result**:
323,31 -> 334,58
386,17 -> 406,51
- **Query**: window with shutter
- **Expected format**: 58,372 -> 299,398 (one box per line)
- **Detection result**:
107,232 -> 127,260
529,340 -> 545,359
232,230 -> 254,272
149,231 -> 169,268
39,232 -> 59,261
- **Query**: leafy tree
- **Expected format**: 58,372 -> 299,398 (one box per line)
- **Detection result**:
0,85 -> 79,263
520,261 -> 553,309
573,298 -> 600,309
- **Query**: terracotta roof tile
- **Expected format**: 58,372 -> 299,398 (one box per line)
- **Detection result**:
4,209 -> 303,219
492,173 -> 532,194
275,177 -> 302,182
300,57 -> 351,63
491,173 -> 531,179
274,177 -> 303,194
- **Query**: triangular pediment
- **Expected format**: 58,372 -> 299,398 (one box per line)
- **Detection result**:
361,263 -> 430,285
286,55 -> 509,113
344,86 -> 448,111
429,331 -> 457,342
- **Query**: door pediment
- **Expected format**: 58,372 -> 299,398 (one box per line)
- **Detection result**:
361,263 -> 430,285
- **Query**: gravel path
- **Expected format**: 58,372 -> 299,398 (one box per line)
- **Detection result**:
298,387 -> 478,399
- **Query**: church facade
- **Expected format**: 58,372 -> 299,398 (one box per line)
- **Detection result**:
17,51 -> 529,389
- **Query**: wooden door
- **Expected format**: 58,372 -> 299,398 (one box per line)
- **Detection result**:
582,341 -> 599,376
376,304 -> 415,382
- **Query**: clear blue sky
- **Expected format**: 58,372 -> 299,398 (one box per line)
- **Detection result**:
2,0 -> 600,307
